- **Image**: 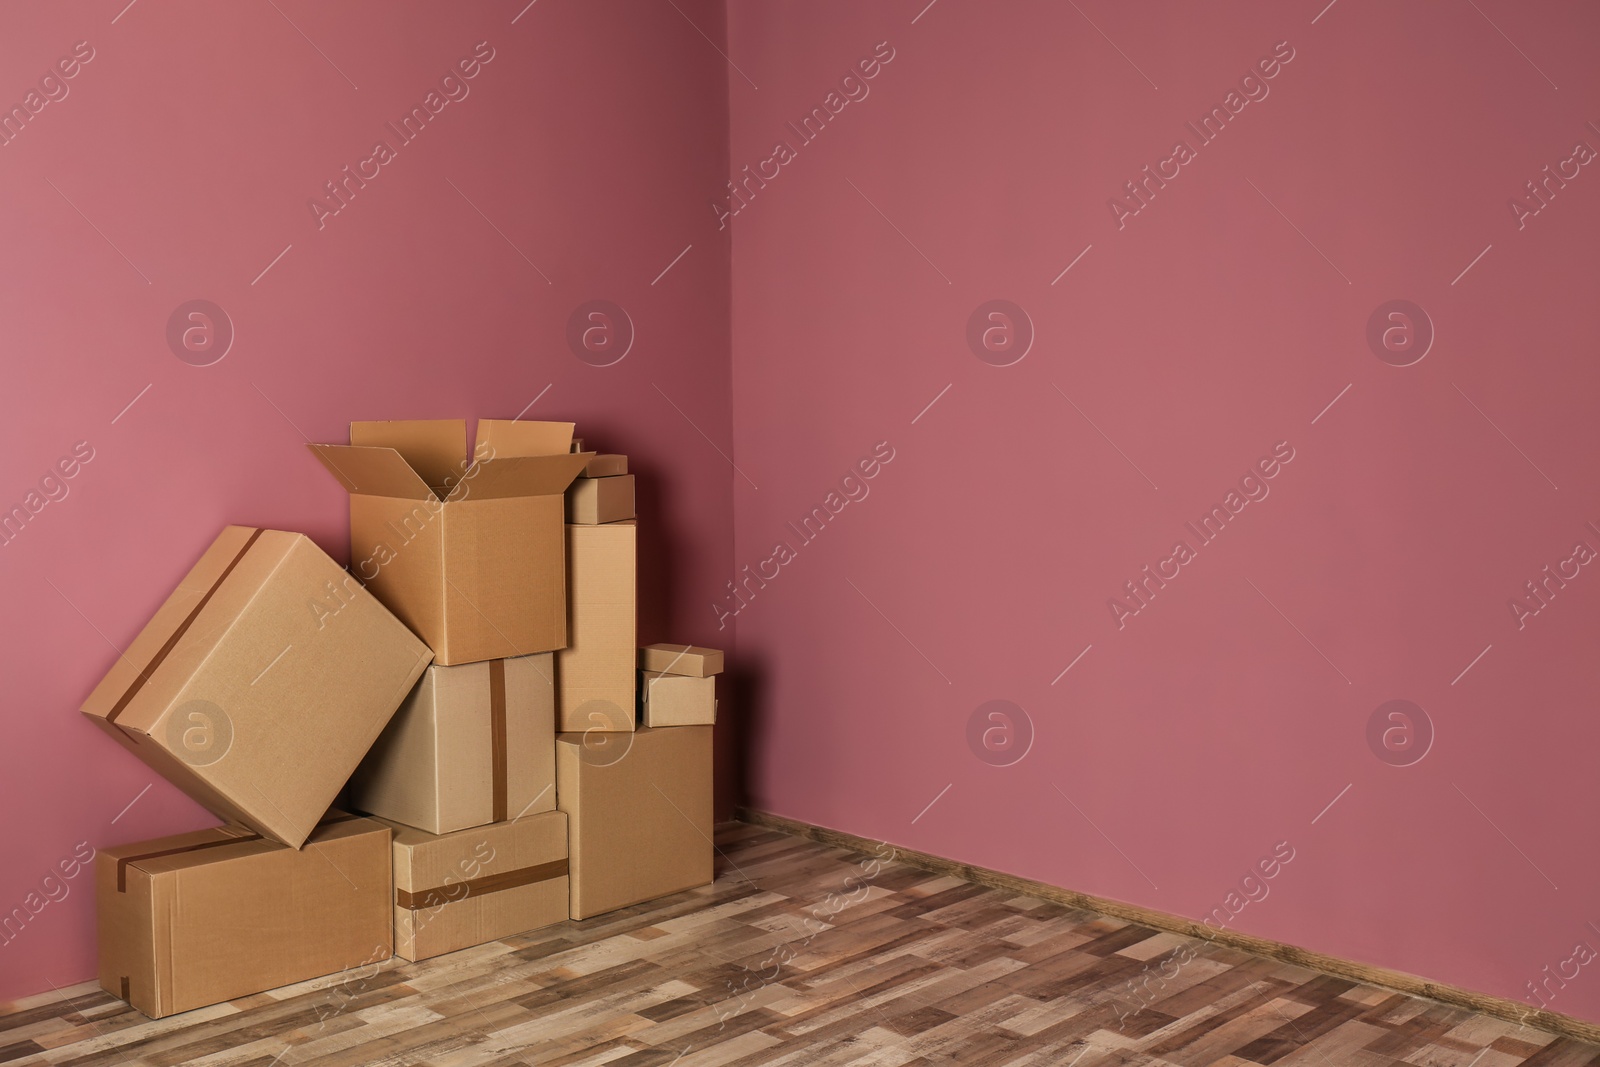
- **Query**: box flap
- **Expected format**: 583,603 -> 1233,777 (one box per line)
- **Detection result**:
476,420 -> 575,459
451,455 -> 589,501
352,420 -> 469,491
308,445 -> 435,501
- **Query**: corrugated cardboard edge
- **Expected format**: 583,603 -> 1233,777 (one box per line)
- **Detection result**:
637,644 -> 724,678
87,527 -> 266,731
736,808 -> 1600,1047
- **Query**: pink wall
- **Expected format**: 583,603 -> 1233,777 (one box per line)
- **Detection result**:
728,0 -> 1600,1024
0,0 -> 731,1001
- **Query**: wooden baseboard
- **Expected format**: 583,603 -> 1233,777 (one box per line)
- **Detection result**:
736,806 -> 1600,1046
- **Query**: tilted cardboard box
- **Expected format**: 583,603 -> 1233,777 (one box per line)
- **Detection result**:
80,526 -> 432,848
557,522 -> 637,733
309,419 -> 590,666
555,725 -> 713,919
639,671 -> 716,727
376,811 -> 568,961
350,654 -> 556,834
96,815 -> 392,1019
565,474 -> 635,524
638,644 -> 724,678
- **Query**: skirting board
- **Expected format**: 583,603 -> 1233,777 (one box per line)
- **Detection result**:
736,807 -> 1600,1046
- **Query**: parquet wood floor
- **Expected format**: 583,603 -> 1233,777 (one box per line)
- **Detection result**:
3,823 -> 1593,1066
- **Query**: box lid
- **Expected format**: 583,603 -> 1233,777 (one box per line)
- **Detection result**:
450,455 -> 590,502
313,420 -> 587,502
476,420 -> 575,458
308,444 -> 434,501
352,420 -> 469,492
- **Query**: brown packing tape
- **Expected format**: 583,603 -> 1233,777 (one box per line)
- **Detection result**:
489,659 -> 507,822
395,858 -> 568,911
116,830 -> 262,892
106,528 -> 266,726
112,816 -> 359,892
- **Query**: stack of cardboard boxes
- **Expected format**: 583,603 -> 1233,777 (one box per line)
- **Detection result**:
81,420 -> 723,1018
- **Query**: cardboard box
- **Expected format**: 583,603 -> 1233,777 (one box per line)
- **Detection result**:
96,815 -> 392,1018
378,812 -> 568,961
638,644 -> 724,678
566,475 -> 634,524
556,522 -> 636,733
309,420 -> 590,665
555,725 -> 713,919
350,654 -> 555,834
80,526 -> 432,848
570,438 -> 584,454
639,672 -> 716,727
583,454 -> 628,478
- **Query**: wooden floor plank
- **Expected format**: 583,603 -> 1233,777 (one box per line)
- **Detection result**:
2,824 -> 1593,1067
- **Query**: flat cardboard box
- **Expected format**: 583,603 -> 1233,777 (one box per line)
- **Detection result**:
582,454 -> 628,478
377,812 -> 568,961
350,654 -> 555,834
80,526 -> 432,848
309,420 -> 590,665
555,725 -> 713,919
556,522 -> 636,733
96,815 -> 391,1018
639,672 -> 716,727
638,644 -> 724,678
566,475 -> 634,524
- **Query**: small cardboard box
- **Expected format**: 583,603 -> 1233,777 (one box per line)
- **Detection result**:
309,420 -> 590,666
638,644 -> 724,678
639,672 -> 716,727
96,815 -> 392,1019
377,811 -> 568,961
556,522 -> 636,733
350,654 -> 555,834
566,475 -> 634,524
80,526 -> 432,848
582,454 -> 628,478
555,725 -> 713,919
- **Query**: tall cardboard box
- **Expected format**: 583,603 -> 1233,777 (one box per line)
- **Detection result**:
309,420 -> 589,665
350,654 -> 556,834
556,522 -> 637,733
96,816 -> 392,1018
80,526 -> 432,848
378,812 -> 568,961
556,726 -> 713,919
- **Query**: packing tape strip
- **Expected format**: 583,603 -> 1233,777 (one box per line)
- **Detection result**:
489,658 -> 507,823
113,814 -> 366,891
106,528 -> 266,726
115,828 -> 261,892
395,857 -> 568,911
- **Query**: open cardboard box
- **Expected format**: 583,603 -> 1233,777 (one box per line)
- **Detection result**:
310,420 -> 590,665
